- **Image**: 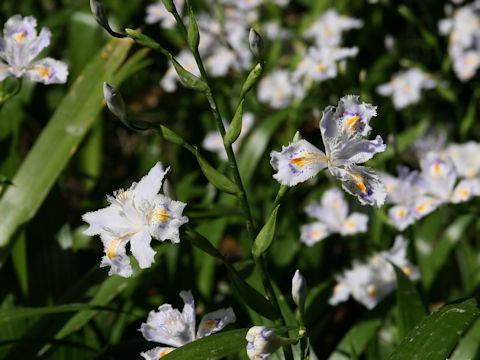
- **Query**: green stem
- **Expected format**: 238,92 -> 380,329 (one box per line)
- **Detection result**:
170,6 -> 256,242
0,78 -> 22,109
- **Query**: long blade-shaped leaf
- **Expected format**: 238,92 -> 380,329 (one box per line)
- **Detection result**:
392,263 -> 427,340
0,38 -> 135,256
162,329 -> 248,360
387,297 -> 480,360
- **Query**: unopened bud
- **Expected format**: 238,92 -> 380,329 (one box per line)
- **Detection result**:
103,82 -> 126,122
292,269 -> 307,310
90,0 -> 125,38
249,28 -> 264,62
246,326 -> 297,360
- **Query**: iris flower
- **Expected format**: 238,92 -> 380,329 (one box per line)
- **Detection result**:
270,95 -> 387,207
140,290 -> 235,359
0,15 -> 68,84
82,162 -> 188,277
300,187 -> 368,245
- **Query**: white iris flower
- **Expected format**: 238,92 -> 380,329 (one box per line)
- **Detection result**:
140,290 -> 235,359
300,188 -> 368,246
270,95 -> 387,207
0,15 -> 68,84
329,236 -> 419,309
82,162 -> 188,277
376,68 -> 435,109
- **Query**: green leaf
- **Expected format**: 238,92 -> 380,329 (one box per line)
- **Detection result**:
225,262 -> 279,321
224,99 -> 244,147
170,56 -> 208,92
187,1 -> 200,50
449,316 -> 480,360
460,90 -> 479,138
0,304 -> 97,323
35,244 -> 172,357
387,298 -> 480,360
186,229 -> 224,260
415,215 -> 474,291
391,263 -> 427,341
162,329 -> 248,360
0,38 -> 142,257
328,316 -> 382,360
10,232 -> 28,296
196,153 -> 240,195
252,205 -> 280,258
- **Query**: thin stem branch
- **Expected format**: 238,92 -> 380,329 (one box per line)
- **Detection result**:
170,6 -> 257,241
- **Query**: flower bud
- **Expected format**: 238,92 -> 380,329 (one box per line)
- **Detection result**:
249,28 -> 264,62
292,269 -> 307,310
246,326 -> 296,360
90,0 -> 125,38
103,82 -> 126,122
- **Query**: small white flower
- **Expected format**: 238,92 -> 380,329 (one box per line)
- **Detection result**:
82,162 -> 188,277
329,236 -> 419,309
438,2 -> 480,81
145,0 -> 184,29
303,9 -> 363,48
446,141 -> 480,179
270,95 -> 387,207
300,188 -> 368,245
258,69 -> 305,109
293,46 -> 358,84
452,50 -> 480,82
0,15 -> 68,84
376,68 -> 436,109
379,167 -> 426,231
140,290 -> 235,358
413,152 -> 480,211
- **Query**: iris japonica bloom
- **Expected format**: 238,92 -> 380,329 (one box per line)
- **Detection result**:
380,167 -> 425,231
270,95 -> 387,207
82,162 -> 188,277
293,46 -> 358,84
300,187 -> 368,245
376,68 -> 435,109
303,9 -> 363,48
140,290 -> 235,359
411,152 -> 480,216
0,15 -> 68,84
329,236 -> 419,309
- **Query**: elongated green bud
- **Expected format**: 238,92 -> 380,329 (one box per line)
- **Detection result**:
170,57 -> 208,92
196,153 -> 240,194
224,99 -> 244,147
241,63 -> 263,96
187,3 -> 200,51
252,205 -> 280,258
